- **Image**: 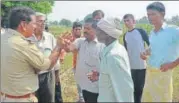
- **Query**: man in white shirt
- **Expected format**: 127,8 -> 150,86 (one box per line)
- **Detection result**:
63,18 -> 105,102
33,12 -> 61,103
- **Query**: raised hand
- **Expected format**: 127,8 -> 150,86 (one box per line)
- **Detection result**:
140,52 -> 147,60
56,35 -> 66,49
160,62 -> 176,72
62,32 -> 74,42
140,47 -> 151,60
56,32 -> 72,48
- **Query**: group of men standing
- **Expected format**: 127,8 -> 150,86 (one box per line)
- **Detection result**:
1,1 -> 179,103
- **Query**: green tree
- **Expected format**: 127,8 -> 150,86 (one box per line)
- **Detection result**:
166,15 -> 179,26
1,1 -> 54,27
137,16 -> 149,24
84,13 -> 92,21
49,21 -> 59,26
1,1 -> 54,16
59,19 -> 72,27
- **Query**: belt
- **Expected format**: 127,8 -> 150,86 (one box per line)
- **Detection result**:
1,92 -> 35,99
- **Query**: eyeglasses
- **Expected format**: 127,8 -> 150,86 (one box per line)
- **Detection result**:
37,20 -> 46,24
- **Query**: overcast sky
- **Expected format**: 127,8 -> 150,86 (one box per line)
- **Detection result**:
48,1 -> 179,22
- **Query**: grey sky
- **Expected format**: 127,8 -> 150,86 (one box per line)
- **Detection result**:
48,1 -> 179,22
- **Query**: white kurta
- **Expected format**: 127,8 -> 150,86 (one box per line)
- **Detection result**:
98,40 -> 134,102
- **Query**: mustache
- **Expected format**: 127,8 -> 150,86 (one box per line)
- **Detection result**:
84,32 -> 89,35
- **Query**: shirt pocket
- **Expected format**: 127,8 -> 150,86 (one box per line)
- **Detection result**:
85,51 -> 100,68
42,42 -> 53,57
43,48 -> 52,57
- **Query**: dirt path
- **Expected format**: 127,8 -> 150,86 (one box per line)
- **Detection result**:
60,69 -> 78,102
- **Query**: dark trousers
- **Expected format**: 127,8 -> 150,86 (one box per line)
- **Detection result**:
55,82 -> 63,103
131,69 -> 146,103
36,71 -> 55,103
82,90 -> 98,103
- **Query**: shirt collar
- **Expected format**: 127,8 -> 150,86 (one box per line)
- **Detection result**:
93,38 -> 98,43
42,32 -> 46,40
26,34 -> 38,43
30,31 -> 46,43
152,22 -> 168,33
37,31 -> 46,41
161,22 -> 167,30
85,37 -> 98,43
102,40 -> 118,56
8,29 -> 26,40
7,29 -> 46,43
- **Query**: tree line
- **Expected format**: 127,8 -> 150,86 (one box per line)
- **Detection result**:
1,1 -> 179,27
49,15 -> 179,27
1,1 -> 54,27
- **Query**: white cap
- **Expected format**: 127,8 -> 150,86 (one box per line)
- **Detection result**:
97,17 -> 122,39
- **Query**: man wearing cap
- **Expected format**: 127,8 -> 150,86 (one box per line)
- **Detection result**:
88,17 -> 134,102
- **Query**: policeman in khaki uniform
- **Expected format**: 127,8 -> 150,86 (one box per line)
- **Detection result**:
1,6 -> 64,102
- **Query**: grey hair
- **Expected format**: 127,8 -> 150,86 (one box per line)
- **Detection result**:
35,12 -> 46,17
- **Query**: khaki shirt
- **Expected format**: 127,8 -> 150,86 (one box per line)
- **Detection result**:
1,29 -> 51,96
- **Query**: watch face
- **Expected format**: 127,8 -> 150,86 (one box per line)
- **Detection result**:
44,48 -> 52,57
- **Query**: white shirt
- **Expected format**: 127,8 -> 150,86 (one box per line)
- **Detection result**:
31,31 -> 60,74
73,37 -> 105,93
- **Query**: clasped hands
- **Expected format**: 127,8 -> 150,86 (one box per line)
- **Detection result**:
87,70 -> 99,82
56,32 -> 74,50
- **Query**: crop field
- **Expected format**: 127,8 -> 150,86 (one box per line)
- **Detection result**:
49,24 -> 179,102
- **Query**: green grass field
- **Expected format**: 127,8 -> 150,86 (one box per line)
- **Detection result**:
49,25 -> 71,37
50,25 -> 179,102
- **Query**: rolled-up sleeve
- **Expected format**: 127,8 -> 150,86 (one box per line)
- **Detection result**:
25,44 -> 51,70
107,55 -> 134,102
72,38 -> 85,50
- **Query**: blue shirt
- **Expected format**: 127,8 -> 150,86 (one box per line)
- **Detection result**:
98,40 -> 134,102
148,23 -> 179,68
